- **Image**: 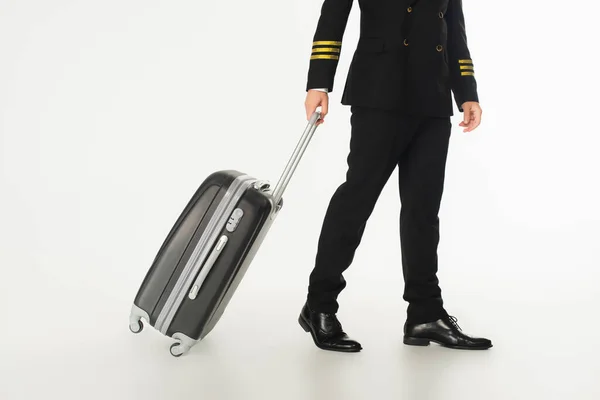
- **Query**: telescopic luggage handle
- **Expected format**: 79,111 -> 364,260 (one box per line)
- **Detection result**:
271,111 -> 321,205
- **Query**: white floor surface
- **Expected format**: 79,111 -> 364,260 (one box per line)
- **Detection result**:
1,218 -> 598,400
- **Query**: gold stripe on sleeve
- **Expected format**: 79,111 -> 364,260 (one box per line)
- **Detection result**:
310,54 -> 340,60
312,47 -> 341,53
313,41 -> 342,46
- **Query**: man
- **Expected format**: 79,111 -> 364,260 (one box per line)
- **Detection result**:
299,0 -> 492,352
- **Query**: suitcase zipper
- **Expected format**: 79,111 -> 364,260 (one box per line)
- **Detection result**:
155,174 -> 256,334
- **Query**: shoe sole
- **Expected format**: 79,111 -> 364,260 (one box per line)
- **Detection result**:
403,336 -> 492,350
298,315 -> 362,353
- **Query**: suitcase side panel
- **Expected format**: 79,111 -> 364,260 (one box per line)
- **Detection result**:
155,174 -> 256,333
166,188 -> 273,339
201,194 -> 279,338
133,171 -> 241,325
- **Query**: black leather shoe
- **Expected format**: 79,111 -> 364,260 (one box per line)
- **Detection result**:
404,315 -> 492,350
298,302 -> 362,352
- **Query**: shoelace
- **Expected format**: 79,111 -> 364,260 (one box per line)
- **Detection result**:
448,315 -> 462,331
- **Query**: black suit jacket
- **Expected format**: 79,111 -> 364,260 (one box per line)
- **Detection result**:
306,0 -> 479,117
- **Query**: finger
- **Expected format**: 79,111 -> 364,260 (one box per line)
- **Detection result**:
467,118 -> 476,132
471,109 -> 481,130
306,102 -> 316,121
463,106 -> 471,126
466,107 -> 480,131
464,111 -> 474,132
321,97 -> 329,120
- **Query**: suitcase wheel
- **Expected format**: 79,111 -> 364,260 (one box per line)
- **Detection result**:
129,320 -> 144,334
170,343 -> 188,358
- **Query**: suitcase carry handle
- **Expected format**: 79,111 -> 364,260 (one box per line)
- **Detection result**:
271,111 -> 321,205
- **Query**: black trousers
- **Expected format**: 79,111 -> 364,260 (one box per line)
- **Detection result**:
307,106 -> 452,324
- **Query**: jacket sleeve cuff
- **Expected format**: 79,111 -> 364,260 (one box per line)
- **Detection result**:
454,90 -> 479,112
306,66 -> 336,92
453,78 -> 479,112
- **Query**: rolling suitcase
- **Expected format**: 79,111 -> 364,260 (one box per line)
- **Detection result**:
129,111 -> 321,357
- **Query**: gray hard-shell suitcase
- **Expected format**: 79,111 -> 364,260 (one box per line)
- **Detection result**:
129,111 -> 321,357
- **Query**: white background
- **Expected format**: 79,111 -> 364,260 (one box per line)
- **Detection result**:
1,0 -> 599,399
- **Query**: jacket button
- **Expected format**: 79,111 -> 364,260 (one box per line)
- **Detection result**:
436,45 -> 443,52
439,12 -> 444,18
407,7 -> 413,13
404,39 -> 409,46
